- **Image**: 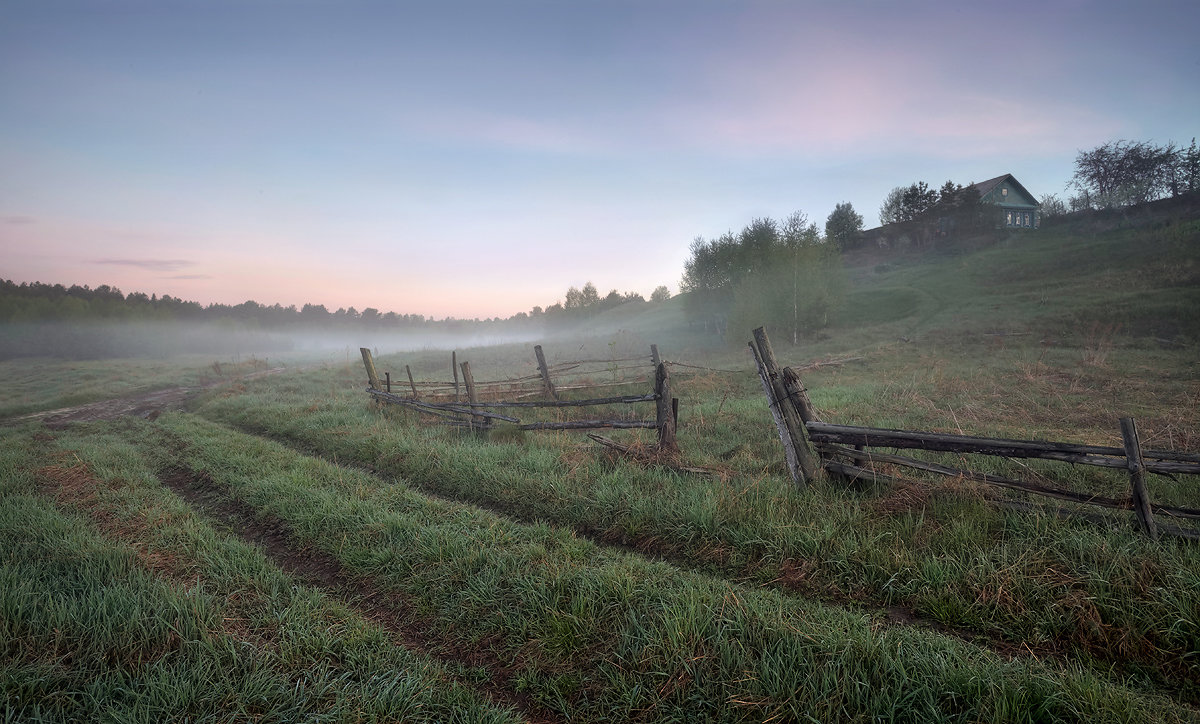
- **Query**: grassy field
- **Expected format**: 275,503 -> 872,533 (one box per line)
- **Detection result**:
3,202 -> 1199,721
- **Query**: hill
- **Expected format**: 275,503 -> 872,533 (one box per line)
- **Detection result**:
567,191 -> 1200,361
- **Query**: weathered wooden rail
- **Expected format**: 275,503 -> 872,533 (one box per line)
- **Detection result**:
749,326 -> 1200,541
361,346 -> 678,452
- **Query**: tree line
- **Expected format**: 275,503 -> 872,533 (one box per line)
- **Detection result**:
526,282 -> 672,328
680,211 -> 848,343
0,279 -> 445,328
1060,138 -> 1199,212
878,180 -> 983,227
0,277 -> 677,348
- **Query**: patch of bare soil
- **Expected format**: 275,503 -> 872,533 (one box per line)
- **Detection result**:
156,464 -> 562,724
6,367 -> 288,429
870,480 -> 931,515
39,387 -> 197,429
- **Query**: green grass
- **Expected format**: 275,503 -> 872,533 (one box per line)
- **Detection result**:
0,355 -> 280,419
0,423 -> 525,723
2,200 -> 1199,720
829,213 -> 1200,342
187,346 -> 1200,703
11,416 -> 1194,722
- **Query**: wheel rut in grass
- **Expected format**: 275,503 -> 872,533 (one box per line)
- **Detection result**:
222,424 -> 1065,661
193,420 -> 1200,708
156,463 -> 564,724
4,367 -> 289,429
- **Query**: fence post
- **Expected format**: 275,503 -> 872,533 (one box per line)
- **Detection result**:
655,363 -> 678,453
452,351 -> 460,402
781,366 -> 827,467
385,372 -> 391,394
534,345 -> 559,400
750,340 -> 805,486
650,344 -> 662,369
359,347 -> 381,390
1120,417 -> 1159,540
751,327 -> 817,484
461,361 -> 485,433
406,365 -> 419,399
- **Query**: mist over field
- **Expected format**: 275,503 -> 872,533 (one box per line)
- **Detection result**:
0,320 -> 546,362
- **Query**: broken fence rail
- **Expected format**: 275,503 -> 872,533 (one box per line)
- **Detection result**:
749,326 -> 1200,541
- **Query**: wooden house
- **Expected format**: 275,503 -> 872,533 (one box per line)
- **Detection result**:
970,174 -> 1040,229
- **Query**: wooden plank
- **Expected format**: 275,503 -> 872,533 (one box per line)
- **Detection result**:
465,393 -> 657,409
819,444 -> 1135,510
550,357 -> 647,366
821,459 -> 905,485
367,390 -> 520,422
521,420 -> 657,431
553,379 -> 649,391
806,421 -> 1200,475
781,366 -> 820,425
452,351 -> 460,401
534,345 -> 559,400
1121,417 -> 1159,540
750,339 -> 804,486
460,361 -> 485,432
655,362 -> 678,452
359,347 -> 381,390
753,327 -> 817,482
821,443 -> 1200,521
406,365 -> 418,399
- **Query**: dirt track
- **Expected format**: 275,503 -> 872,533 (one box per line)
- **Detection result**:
3,367 -> 288,429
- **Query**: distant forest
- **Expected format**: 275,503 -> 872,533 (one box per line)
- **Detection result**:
0,279 -> 670,329
1,279 -> 499,329
0,278 -> 670,360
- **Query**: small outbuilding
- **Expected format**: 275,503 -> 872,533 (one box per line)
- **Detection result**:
970,174 -> 1040,229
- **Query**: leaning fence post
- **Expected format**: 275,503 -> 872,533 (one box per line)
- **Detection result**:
1120,417 -> 1159,540
534,345 -> 559,400
650,344 -> 662,369
460,361 -> 485,433
655,362 -> 678,453
452,351 -> 460,401
781,366 -> 825,468
750,340 -> 805,486
360,347 -> 381,390
752,327 -> 817,484
406,365 -> 419,399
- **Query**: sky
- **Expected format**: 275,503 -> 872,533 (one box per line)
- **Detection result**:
2,1 -> 1197,320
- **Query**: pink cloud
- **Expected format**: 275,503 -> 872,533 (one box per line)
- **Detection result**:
653,24 -> 1120,160
94,258 -> 195,272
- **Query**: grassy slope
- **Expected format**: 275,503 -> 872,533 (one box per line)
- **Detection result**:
836,207 -> 1200,344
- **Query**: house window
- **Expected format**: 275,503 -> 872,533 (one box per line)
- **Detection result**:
1001,188 -> 1008,197
1023,212 -> 1030,226
1006,211 -> 1013,226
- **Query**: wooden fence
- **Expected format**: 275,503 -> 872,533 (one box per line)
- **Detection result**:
360,345 -> 678,452
749,326 -> 1200,540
